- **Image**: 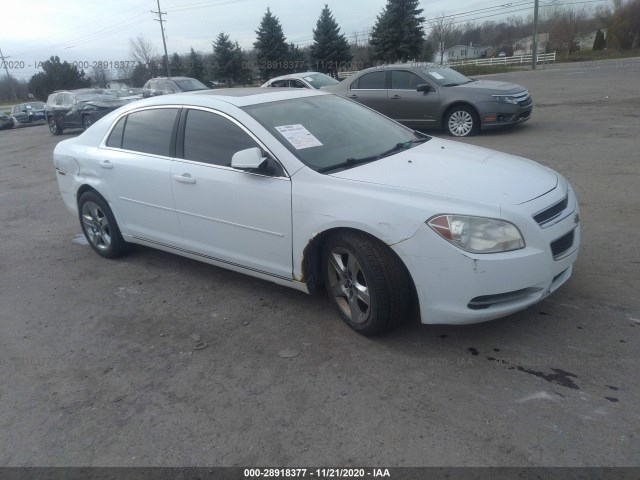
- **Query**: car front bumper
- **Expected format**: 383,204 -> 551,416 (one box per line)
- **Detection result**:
478,101 -> 534,129
392,185 -> 580,325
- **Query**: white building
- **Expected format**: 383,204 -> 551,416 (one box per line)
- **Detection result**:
578,29 -> 607,50
444,44 -> 487,62
513,33 -> 549,55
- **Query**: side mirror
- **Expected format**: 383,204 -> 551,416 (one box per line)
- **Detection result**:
231,147 -> 267,170
417,84 -> 431,93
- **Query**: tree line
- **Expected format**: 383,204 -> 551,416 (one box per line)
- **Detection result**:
1,0 -> 638,101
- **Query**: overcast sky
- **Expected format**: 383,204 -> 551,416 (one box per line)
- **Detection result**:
2,0 -> 609,79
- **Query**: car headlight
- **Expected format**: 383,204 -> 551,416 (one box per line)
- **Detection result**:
427,215 -> 525,253
493,95 -> 518,105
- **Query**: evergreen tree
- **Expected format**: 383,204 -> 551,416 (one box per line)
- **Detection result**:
370,0 -> 425,63
170,52 -> 184,76
130,62 -> 149,87
232,41 -> 253,85
212,32 -> 235,84
288,43 -> 308,72
309,5 -> 352,74
185,48 -> 206,83
253,8 -> 289,80
593,29 -> 606,50
28,56 -> 91,100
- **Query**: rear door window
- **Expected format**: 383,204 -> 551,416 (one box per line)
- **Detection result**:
351,71 -> 386,90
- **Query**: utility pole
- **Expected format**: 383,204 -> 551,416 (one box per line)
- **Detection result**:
152,0 -> 171,77
0,47 -> 19,100
531,0 -> 540,69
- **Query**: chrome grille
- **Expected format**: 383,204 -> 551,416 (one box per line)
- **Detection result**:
513,90 -> 531,106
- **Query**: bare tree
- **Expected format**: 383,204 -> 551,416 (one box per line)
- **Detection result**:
90,65 -> 111,88
427,13 -> 456,63
547,6 -> 589,54
129,36 -> 157,66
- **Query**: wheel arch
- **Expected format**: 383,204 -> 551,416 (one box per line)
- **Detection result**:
440,101 -> 480,128
300,227 -> 419,316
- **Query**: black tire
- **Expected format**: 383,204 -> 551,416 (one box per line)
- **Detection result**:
48,116 -> 62,135
78,191 -> 128,259
445,105 -> 479,137
322,231 -> 412,336
82,115 -> 93,130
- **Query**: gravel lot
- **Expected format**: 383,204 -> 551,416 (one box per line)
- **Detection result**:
0,58 -> 638,467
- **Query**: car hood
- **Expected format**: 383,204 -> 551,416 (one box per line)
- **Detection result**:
81,99 -> 127,108
330,137 -> 557,205
452,79 -> 527,94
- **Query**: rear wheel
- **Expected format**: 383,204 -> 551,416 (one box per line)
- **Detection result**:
78,191 -> 128,258
445,105 -> 478,137
48,116 -> 62,135
322,231 -> 411,336
82,115 -> 93,130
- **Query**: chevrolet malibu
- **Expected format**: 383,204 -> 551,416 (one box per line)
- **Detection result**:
53,89 -> 579,336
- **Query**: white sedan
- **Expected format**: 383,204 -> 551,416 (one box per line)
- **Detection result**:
53,88 -> 580,335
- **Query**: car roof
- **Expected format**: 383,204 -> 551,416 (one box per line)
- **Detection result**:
358,63 -> 440,73
126,87 -> 328,108
268,72 -> 327,82
147,77 -> 200,81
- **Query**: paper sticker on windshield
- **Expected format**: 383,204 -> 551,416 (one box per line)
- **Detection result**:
428,71 -> 445,80
275,124 -> 323,149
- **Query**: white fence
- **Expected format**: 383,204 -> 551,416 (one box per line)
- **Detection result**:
447,52 -> 556,67
336,52 -> 557,79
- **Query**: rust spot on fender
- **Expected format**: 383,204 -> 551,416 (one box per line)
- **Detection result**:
295,234 -> 318,283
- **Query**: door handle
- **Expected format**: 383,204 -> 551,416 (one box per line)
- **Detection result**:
99,160 -> 113,169
173,173 -> 196,184
349,93 -> 358,98
390,95 -> 401,100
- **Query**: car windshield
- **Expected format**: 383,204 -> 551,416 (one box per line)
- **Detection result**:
27,102 -> 45,109
304,73 -> 339,89
243,95 -> 428,173
418,66 -> 473,86
174,78 -> 208,91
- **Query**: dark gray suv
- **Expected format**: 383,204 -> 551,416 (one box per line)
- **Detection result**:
322,63 -> 533,137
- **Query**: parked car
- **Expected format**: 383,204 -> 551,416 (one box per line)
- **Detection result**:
45,90 -> 128,135
261,72 -> 340,89
142,77 -> 209,98
322,63 -> 533,137
53,88 -> 579,335
0,112 -> 15,130
11,101 -> 46,125
106,89 -> 143,102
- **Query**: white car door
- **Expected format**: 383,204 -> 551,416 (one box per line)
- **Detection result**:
100,107 -> 182,245
170,108 -> 293,279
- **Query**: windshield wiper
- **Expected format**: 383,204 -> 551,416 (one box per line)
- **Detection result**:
318,138 -> 429,173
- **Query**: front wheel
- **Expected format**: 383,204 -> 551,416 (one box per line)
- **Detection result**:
322,231 -> 412,336
48,116 -> 62,135
445,106 -> 478,137
78,191 -> 128,258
